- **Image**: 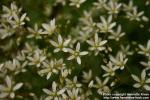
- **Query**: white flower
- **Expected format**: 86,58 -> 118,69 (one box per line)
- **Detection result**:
104,1 -> 122,15
50,34 -> 70,52
131,69 -> 150,91
108,25 -> 125,41
2,2 -> 21,19
123,0 -> 135,11
65,76 -> 82,89
4,59 -> 27,74
78,31 -> 91,42
0,76 -> 23,99
27,24 -> 43,39
42,19 -> 56,35
43,81 -> 66,100
87,33 -> 107,56
126,7 -> 144,21
110,52 -> 128,70
0,39 -> 13,51
67,42 -> 88,64
97,15 -> 116,33
93,0 -> 107,10
66,88 -> 81,100
138,40 -> 150,56
10,13 -> 27,28
53,59 -> 66,70
27,50 -> 46,67
16,51 -> 26,61
81,17 -> 96,33
79,11 -> 92,22
0,24 -> 15,39
69,0 -> 86,8
94,77 -> 110,95
82,70 -> 92,83
22,43 -> 38,55
38,60 -> 58,80
120,45 -> 133,56
101,61 -> 117,77
60,67 -> 71,83
82,70 -> 94,88
38,59 -> 65,80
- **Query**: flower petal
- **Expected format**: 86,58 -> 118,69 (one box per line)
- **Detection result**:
52,82 -> 57,91
77,57 -> 81,64
145,78 -> 150,83
58,34 -> 63,44
5,76 -> 12,88
13,83 -> 23,91
131,74 -> 140,82
76,42 -> 80,51
0,93 -> 9,98
143,85 -> 150,91
79,51 -> 88,55
133,83 -> 141,88
141,69 -> 146,81
43,89 -> 51,94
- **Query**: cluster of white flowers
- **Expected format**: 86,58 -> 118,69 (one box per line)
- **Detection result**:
0,0 -> 150,99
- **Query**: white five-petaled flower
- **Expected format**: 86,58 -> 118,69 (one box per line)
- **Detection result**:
101,61 -> 117,77
27,23 -> 43,39
67,42 -> 88,64
10,13 -> 27,28
78,31 -> 91,42
82,70 -> 92,83
93,0 -> 107,10
4,59 -> 27,75
38,60 -> 58,80
131,69 -> 150,91
138,40 -> 150,56
97,15 -> 116,33
81,17 -> 96,33
79,11 -> 92,22
38,59 -> 65,79
110,52 -> 128,70
65,76 -> 82,89
104,1 -> 122,15
108,25 -> 125,41
53,59 -> 66,70
60,67 -> 71,83
94,77 -> 110,95
123,0 -> 134,11
69,0 -> 86,8
126,7 -> 145,21
27,50 -> 46,67
87,33 -> 107,56
50,34 -> 71,52
0,76 -> 23,99
2,2 -> 21,19
0,24 -> 15,39
42,19 -> 56,35
66,88 -> 81,100
43,81 -> 66,100
120,45 -> 133,56
82,70 -> 94,88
